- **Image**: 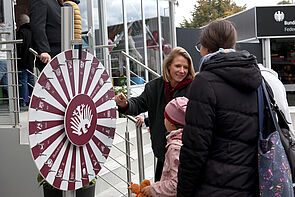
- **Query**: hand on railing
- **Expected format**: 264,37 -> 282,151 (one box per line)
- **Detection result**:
40,53 -> 51,64
135,116 -> 144,127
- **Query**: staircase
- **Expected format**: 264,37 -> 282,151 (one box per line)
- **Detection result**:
95,118 -> 155,197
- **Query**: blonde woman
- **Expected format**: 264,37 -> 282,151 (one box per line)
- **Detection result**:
115,47 -> 195,181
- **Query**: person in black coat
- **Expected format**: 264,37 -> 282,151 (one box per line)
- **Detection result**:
115,47 -> 196,181
16,14 -> 34,107
177,20 -> 262,197
30,0 -> 63,71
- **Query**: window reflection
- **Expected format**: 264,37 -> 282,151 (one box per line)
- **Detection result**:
271,38 -> 295,105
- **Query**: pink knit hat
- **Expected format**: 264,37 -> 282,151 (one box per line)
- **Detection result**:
164,97 -> 189,126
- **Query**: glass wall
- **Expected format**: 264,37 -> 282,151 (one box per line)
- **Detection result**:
271,38 -> 295,105
0,0 -> 4,23
75,0 -> 172,86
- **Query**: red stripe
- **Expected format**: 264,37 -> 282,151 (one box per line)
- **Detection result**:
84,57 -> 99,95
50,58 -> 71,102
79,146 -> 89,186
90,70 -> 109,99
38,73 -> 67,107
32,129 -> 64,160
97,108 -> 116,119
78,51 -> 87,94
30,95 -> 64,116
29,120 -> 63,135
68,146 -> 76,190
95,125 -> 115,139
94,89 -> 115,107
91,135 -> 110,159
53,142 -> 72,188
86,143 -> 101,174
65,50 -> 76,97
39,135 -> 67,178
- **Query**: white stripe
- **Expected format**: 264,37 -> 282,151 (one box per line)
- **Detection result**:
92,81 -> 112,104
89,139 -> 107,168
57,52 -> 74,99
76,147 -> 83,189
81,53 -> 93,94
32,83 -> 65,111
73,58 -> 79,96
29,109 -> 64,122
60,144 -> 73,190
46,139 -> 69,186
29,124 -> 64,148
35,133 -> 66,169
86,65 -> 104,97
82,145 -> 96,183
44,64 -> 69,105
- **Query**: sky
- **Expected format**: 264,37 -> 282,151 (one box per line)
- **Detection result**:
78,0 -> 288,31
175,0 -> 284,26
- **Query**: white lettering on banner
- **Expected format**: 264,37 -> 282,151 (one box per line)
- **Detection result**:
284,20 -> 295,25
285,27 -> 295,32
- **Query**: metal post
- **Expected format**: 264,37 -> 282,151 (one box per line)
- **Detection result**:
141,0 -> 149,82
86,0 -> 96,55
136,126 -> 145,182
169,0 -> 177,48
122,0 -> 131,98
62,191 -> 76,197
97,0 -> 110,73
262,38 -> 271,68
61,7 -> 74,51
9,49 -> 19,127
125,125 -> 132,197
157,0 -> 163,75
61,7 -> 76,197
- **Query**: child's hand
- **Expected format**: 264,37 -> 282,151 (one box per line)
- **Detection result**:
141,185 -> 152,197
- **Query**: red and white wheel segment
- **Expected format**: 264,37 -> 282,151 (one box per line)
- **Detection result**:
28,49 -> 116,191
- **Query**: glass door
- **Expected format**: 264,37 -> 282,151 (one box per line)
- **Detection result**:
271,38 -> 295,105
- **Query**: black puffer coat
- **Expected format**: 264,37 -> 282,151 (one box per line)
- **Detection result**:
119,77 -> 191,160
177,51 -> 262,197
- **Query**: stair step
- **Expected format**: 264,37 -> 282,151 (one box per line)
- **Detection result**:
97,165 -> 155,197
95,143 -> 154,194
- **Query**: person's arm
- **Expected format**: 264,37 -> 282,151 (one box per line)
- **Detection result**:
30,0 -> 51,60
115,82 -> 150,116
177,75 -> 216,196
150,144 -> 181,197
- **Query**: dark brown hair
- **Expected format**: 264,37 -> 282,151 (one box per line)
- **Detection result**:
200,20 -> 237,52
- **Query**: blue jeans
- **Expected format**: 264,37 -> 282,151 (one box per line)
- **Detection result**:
0,60 -> 8,92
18,68 -> 34,106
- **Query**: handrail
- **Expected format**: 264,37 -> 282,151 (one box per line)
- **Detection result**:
121,51 -> 160,78
125,115 -> 145,182
0,39 -> 23,45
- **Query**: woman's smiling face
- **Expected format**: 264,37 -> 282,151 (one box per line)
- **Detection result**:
168,55 -> 189,87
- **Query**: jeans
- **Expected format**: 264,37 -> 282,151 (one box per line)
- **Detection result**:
18,68 -> 34,106
0,60 -> 8,92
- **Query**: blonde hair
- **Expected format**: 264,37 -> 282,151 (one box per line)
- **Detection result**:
162,47 -> 195,82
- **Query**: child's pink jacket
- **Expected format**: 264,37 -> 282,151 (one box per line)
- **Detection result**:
150,129 -> 183,197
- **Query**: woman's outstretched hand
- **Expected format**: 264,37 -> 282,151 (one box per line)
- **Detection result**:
115,93 -> 128,108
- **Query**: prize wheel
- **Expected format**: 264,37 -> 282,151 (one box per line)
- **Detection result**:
28,49 -> 116,191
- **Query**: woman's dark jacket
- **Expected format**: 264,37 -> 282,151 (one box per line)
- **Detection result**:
118,76 -> 191,160
177,51 -> 262,197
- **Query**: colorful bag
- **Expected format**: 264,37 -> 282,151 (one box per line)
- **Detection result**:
258,80 -> 294,196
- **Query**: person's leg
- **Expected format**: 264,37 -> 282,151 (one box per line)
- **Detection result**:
0,60 -> 8,92
18,68 -> 27,106
27,69 -> 35,104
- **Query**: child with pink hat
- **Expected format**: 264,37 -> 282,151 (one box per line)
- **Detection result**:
141,96 -> 188,197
